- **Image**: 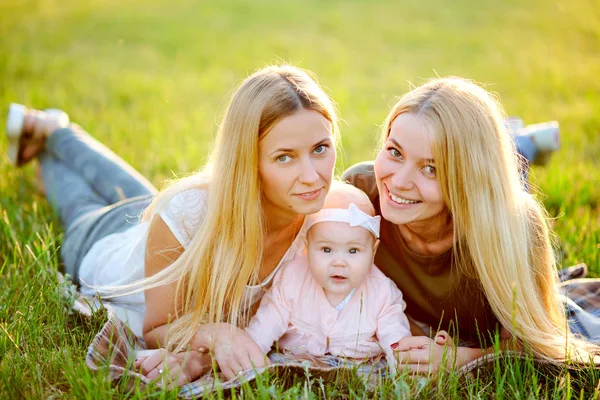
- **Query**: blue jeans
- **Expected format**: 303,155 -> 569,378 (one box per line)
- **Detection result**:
39,124 -> 158,282
514,134 -> 537,182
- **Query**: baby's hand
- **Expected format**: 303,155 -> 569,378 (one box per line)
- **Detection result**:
211,324 -> 269,380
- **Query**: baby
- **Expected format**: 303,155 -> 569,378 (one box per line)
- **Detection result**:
246,183 -> 411,371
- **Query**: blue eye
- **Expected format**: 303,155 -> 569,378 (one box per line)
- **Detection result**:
349,248 -> 358,254
322,247 -> 331,253
313,145 -> 328,155
277,155 -> 292,163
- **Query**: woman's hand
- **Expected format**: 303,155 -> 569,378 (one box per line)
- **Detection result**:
394,331 -> 481,374
210,323 -> 269,380
134,348 -> 211,387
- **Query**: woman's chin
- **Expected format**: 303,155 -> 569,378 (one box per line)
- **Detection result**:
294,202 -> 325,216
291,195 -> 327,215
380,201 -> 421,225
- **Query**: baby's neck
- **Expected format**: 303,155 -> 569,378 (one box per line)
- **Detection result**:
324,288 -> 354,308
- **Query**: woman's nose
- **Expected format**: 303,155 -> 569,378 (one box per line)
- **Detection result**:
298,158 -> 319,184
390,164 -> 415,190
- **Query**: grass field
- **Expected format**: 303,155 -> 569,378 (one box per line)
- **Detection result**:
1,0 -> 599,397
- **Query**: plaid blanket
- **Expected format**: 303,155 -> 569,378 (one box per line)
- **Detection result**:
80,264 -> 600,397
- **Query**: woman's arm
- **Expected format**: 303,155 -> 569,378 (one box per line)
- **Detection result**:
142,215 -> 185,348
407,315 -> 428,336
142,215 -> 266,381
394,328 -> 520,373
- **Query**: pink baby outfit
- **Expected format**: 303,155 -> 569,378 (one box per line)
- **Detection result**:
246,254 -> 411,370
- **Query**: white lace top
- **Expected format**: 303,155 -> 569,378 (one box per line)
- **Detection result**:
78,188 -> 308,338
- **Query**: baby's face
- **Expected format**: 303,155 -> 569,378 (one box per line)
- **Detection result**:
306,221 -> 377,303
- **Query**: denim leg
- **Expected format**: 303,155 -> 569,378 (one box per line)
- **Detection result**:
513,134 -> 536,186
44,124 -> 158,206
514,135 -> 538,164
39,152 -> 108,230
38,123 -> 159,281
60,195 -> 153,282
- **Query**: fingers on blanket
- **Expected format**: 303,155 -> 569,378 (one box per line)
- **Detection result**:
214,339 -> 269,381
133,349 -> 187,387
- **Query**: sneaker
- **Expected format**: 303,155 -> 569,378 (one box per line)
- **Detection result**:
5,103 -> 70,166
6,103 -> 26,165
519,121 -> 560,166
506,117 -> 560,166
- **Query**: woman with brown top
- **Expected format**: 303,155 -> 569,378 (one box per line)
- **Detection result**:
343,77 -> 597,372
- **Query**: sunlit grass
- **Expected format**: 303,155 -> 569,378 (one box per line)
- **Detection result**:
1,0 -> 599,397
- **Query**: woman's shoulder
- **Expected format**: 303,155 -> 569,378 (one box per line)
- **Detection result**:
161,187 -> 208,223
158,187 -> 209,247
341,162 -> 378,205
166,187 -> 208,208
366,265 -> 403,296
341,161 -> 375,182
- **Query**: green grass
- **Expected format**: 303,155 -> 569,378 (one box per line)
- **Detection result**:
1,0 -> 599,397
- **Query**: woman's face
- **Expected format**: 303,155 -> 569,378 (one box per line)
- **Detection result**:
374,112 -> 447,226
259,109 -> 336,218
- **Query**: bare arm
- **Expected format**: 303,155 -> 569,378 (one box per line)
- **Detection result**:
142,215 -> 186,348
137,215 -> 212,382
142,215 -> 266,381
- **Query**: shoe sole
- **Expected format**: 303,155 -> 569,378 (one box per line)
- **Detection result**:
6,103 -> 26,166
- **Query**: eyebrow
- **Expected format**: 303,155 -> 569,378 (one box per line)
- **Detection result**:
389,138 -> 435,164
311,238 -> 367,246
268,137 -> 332,157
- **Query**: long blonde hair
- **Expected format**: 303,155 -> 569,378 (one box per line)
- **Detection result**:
139,65 -> 338,352
383,77 -> 596,362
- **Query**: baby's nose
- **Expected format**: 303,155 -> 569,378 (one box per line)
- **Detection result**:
332,257 -> 347,267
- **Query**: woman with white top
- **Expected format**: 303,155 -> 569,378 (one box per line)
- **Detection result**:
5,65 -> 339,384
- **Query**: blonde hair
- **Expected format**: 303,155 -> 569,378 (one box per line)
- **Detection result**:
383,77 -> 596,362
138,65 -> 338,352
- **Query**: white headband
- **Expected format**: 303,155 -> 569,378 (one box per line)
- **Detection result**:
306,203 -> 381,238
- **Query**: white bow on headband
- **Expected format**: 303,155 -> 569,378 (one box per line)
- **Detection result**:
306,203 -> 381,238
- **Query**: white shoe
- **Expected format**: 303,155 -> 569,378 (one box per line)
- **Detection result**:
520,121 -> 560,153
6,103 -> 26,165
5,103 -> 70,166
506,117 -> 560,166
518,121 -> 560,166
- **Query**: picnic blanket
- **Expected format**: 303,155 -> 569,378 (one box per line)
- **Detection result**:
77,264 -> 600,397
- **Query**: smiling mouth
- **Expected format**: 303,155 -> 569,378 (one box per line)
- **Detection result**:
387,187 -> 421,205
296,188 -> 322,198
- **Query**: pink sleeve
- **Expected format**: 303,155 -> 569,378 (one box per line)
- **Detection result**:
245,267 -> 294,354
375,279 -> 411,373
376,279 -> 412,350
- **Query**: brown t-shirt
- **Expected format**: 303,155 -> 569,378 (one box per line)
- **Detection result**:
342,162 -> 500,345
